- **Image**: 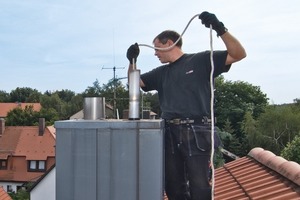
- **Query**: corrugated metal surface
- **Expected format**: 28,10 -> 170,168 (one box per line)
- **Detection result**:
55,119 -> 164,200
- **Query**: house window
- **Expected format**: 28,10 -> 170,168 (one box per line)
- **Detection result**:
28,160 -> 46,172
7,185 -> 13,193
0,160 -> 7,170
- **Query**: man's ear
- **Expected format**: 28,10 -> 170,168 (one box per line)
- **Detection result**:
167,39 -> 174,46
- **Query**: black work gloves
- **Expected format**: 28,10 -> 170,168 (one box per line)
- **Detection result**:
126,43 -> 140,64
199,11 -> 227,37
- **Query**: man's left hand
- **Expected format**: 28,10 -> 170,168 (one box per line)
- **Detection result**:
199,11 -> 227,36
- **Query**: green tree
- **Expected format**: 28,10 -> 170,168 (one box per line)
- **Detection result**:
214,76 -> 268,156
42,90 -> 83,120
257,105 -> 300,155
242,111 -> 261,150
281,135 -> 300,163
0,90 -> 10,102
9,182 -> 32,200
143,92 -> 160,117
39,108 -> 60,125
40,93 -> 68,119
10,87 -> 42,103
292,98 -> 300,113
66,94 -> 84,117
9,189 -> 30,200
222,119 -> 235,136
6,105 -> 39,126
51,89 -> 82,119
213,147 -> 225,168
100,78 -> 129,118
54,89 -> 75,102
218,128 -> 246,157
83,79 -> 102,97
214,76 -> 268,138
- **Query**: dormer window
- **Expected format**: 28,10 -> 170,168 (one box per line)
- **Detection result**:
0,159 -> 7,170
28,160 -> 46,172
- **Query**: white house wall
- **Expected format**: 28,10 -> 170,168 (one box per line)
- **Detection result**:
30,167 -> 55,200
0,182 -> 22,193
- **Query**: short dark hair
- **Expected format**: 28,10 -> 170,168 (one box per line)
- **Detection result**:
153,30 -> 182,48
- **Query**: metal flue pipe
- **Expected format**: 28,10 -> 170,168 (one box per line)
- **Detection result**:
83,97 -> 106,120
128,62 -> 140,120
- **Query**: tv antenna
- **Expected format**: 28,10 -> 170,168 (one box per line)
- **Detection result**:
102,66 -> 125,119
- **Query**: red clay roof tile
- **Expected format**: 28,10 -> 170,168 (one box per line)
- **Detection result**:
213,147 -> 300,200
0,103 -> 41,117
0,125 -> 55,182
0,126 -> 55,160
0,186 -> 12,200
164,148 -> 300,199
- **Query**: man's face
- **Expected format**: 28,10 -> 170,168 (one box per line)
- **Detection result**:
153,39 -> 171,64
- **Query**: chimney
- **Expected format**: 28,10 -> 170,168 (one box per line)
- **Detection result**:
39,118 -> 45,136
0,118 -> 4,136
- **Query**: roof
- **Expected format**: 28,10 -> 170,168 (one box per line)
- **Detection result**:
0,125 -> 56,182
0,126 -> 55,160
214,147 -> 300,199
0,103 -> 41,117
0,186 -> 12,200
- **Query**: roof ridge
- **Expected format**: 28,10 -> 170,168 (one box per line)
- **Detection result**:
248,147 -> 300,186
46,126 -> 56,139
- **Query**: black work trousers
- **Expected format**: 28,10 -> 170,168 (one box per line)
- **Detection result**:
164,123 -> 215,200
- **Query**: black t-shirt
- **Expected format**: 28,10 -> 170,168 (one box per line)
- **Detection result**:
141,50 -> 230,119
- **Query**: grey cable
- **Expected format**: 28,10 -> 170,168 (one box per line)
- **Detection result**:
138,14 -> 200,50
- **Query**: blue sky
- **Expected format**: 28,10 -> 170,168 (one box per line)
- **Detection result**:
1,0 -> 299,104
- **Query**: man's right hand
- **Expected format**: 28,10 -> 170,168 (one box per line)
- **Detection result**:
126,43 -> 140,64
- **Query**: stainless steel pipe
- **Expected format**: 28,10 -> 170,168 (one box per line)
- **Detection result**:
128,69 -> 140,120
83,97 -> 105,120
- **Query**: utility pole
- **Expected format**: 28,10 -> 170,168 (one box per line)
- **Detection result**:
102,66 -> 125,118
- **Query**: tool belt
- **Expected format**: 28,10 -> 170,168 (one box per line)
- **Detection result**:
165,116 -> 213,125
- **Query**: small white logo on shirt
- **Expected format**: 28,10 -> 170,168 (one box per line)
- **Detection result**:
186,70 -> 194,74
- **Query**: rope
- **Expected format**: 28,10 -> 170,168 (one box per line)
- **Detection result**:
138,14 -> 200,50
209,24 -> 216,199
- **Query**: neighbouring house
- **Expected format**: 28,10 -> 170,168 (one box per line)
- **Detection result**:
29,164 -> 55,200
142,110 -> 158,119
0,118 -> 56,193
0,102 -> 42,118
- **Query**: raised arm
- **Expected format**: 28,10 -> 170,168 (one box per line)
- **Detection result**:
199,11 -> 246,65
221,31 -> 246,65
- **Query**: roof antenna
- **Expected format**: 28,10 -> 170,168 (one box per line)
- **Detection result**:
102,30 -> 125,118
